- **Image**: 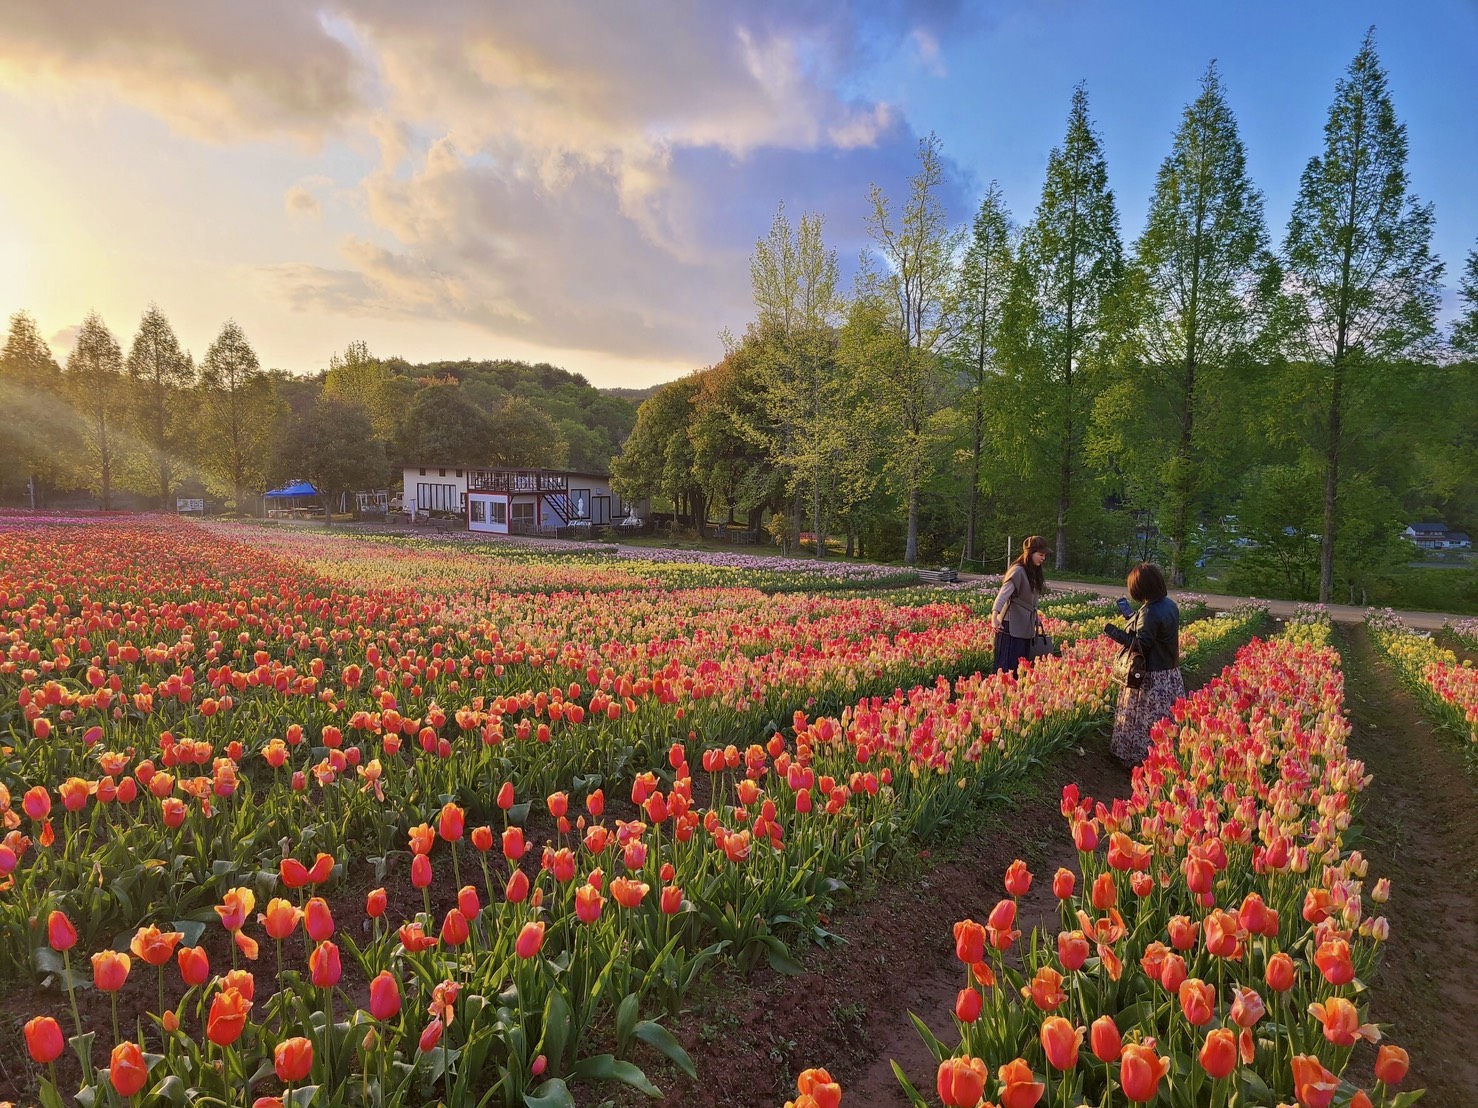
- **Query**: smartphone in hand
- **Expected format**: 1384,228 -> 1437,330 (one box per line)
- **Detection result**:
1116,597 -> 1133,617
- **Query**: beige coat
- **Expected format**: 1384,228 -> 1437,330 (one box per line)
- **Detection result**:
992,564 -> 1041,639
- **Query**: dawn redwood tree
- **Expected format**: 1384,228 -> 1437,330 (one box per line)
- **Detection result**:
1282,30 -> 1442,603
0,310 -> 68,505
953,183 -> 1014,564
126,304 -> 195,508
323,340 -> 402,441
1003,85 -> 1123,570
854,132 -> 963,566
1114,63 -> 1272,584
199,320 -> 280,513
64,311 -> 126,510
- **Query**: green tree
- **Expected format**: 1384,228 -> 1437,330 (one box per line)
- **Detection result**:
1003,85 -> 1124,569
1282,30 -> 1442,602
323,340 -> 401,441
272,395 -> 387,525
689,346 -> 784,536
398,381 -> 491,467
1452,245 -> 1478,357
64,312 -> 126,509
199,320 -> 280,513
852,133 -> 963,565
611,375 -> 706,530
740,204 -> 845,555
487,395 -> 569,470
126,304 -> 196,508
1108,63 -> 1273,584
0,311 -> 69,505
953,183 -> 1014,563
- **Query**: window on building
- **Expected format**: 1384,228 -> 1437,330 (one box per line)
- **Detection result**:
456,469 -> 464,478
570,488 -> 590,518
419,468 -> 426,476
439,468 -> 447,477
416,483 -> 458,512
491,501 -> 507,524
511,502 -> 535,525
470,500 -> 486,523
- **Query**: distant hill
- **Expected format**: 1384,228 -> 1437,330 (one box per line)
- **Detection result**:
386,357 -> 638,473
602,383 -> 668,406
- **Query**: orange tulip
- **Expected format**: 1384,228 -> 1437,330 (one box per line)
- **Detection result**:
440,908 -> 470,946
274,1036 -> 314,1082
1179,978 -> 1216,1026
110,1041 -> 149,1097
1057,930 -> 1089,972
92,950 -> 131,992
207,986 -> 252,1046
1023,966 -> 1066,1012
953,919 -> 986,964
47,910 -> 77,952
1159,952 -> 1188,993
1308,997 -> 1379,1047
1091,872 -> 1117,909
1167,915 -> 1199,951
470,825 -> 495,852
458,884 -> 481,920
1350,1091 -> 1374,1108
1089,1015 -> 1121,1063
660,885 -> 683,914
1374,1044 -> 1409,1087
1314,937 -> 1354,986
795,1068 -> 841,1108
215,887 -> 254,932
502,825 -> 526,860
261,898 -> 300,941
419,1018 -> 444,1053
1119,1043 -> 1170,1103
411,853 -> 433,888
1003,859 -> 1032,896
177,944 -> 210,986
1265,950 -> 1296,992
1040,1016 -> 1083,1071
987,898 -> 1019,950
398,922 -> 438,953
279,857 -> 310,889
515,921 -> 545,958
366,887 -> 387,918
996,1056 -> 1045,1108
131,924 -> 185,967
935,1055 -> 988,1108
1052,867 -> 1075,900
576,883 -> 604,924
611,877 -> 649,908
224,968 -> 255,1000
1290,1054 -> 1338,1108
24,1015 -> 65,1063
1199,1028 -> 1236,1079
306,852 -> 334,885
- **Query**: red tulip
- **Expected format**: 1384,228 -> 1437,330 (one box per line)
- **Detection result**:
575,883 -> 603,924
996,1057 -> 1045,1108
309,940 -> 341,988
515,921 -> 545,958
1003,859 -> 1032,897
438,803 -> 465,842
1119,1043 -> 1170,1102
279,858 -> 310,889
502,825 -> 526,860
1040,1016 -> 1082,1071
304,897 -> 334,941
1089,1015 -> 1121,1062
954,987 -> 981,1023
261,898 -> 300,941
795,1067 -> 841,1108
275,1037 -> 314,1082
1199,1028 -> 1236,1079
207,986 -> 252,1046
440,908 -> 470,946
1057,930 -> 1089,972
1265,951 -> 1296,992
131,924 -> 185,967
92,950 -> 131,991
1290,1054 -> 1338,1108
953,919 -> 986,964
368,970 -> 401,1021
458,884 -> 481,920
110,1041 -> 149,1097
1375,1044 -> 1409,1087
178,944 -> 210,986
1179,978 -> 1216,1026
1052,867 -> 1075,900
47,910 -> 77,952
660,885 -> 683,914
366,887 -> 387,918
411,853 -> 433,888
24,1015 -> 65,1063
306,852 -> 334,884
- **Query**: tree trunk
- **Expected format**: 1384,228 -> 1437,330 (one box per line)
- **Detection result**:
966,389 -> 984,563
99,417 -> 112,511
1319,379 -> 1341,604
905,484 -> 920,565
812,479 -> 823,560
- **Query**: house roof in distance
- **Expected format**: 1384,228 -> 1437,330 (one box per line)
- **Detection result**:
402,464 -> 612,481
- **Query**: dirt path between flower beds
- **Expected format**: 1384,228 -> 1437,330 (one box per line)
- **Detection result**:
613,737 -> 1134,1108
1339,624 -> 1478,1106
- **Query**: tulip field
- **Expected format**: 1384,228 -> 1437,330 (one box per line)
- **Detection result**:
0,514 -> 1443,1107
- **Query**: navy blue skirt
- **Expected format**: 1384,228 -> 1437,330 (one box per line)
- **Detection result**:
992,630 -> 1032,674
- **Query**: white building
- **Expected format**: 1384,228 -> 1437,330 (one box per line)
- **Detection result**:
1403,523 -> 1473,551
401,465 -> 644,534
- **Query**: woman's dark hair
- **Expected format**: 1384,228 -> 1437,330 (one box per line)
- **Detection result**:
1127,562 -> 1168,603
1011,535 -> 1049,594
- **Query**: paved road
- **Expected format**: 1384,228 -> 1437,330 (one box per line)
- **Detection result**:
963,575 -> 1455,631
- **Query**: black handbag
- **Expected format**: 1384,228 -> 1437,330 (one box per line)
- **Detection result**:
1029,632 -> 1056,660
1113,645 -> 1148,688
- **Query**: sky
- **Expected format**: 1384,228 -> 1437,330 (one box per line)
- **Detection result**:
1,1 -> 1474,388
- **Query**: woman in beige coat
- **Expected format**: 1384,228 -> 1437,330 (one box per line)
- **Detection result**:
990,535 -> 1049,674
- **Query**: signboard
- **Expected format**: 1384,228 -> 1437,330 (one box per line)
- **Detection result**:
177,498 -> 205,514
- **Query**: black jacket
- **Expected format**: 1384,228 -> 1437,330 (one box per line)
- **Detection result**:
1105,596 -> 1180,672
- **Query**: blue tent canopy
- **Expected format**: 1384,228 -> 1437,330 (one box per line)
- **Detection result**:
265,482 -> 318,498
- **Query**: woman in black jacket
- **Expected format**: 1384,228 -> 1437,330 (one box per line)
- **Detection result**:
1104,562 -> 1182,766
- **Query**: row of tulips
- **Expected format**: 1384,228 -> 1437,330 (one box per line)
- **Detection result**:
1366,608 -> 1478,747
791,611 -> 1424,1107
12,618 -> 1222,1107
1446,617 -> 1478,652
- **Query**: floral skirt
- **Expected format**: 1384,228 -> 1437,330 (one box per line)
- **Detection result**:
1110,667 -> 1185,766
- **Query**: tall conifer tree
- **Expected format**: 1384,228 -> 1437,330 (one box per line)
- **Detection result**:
127,304 -> 195,508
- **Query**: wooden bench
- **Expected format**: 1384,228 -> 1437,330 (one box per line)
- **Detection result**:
917,567 -> 959,584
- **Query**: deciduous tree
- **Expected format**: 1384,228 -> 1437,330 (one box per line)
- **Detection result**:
199,321 -> 281,513
64,312 -> 126,510
0,311 -> 69,505
126,304 -> 196,508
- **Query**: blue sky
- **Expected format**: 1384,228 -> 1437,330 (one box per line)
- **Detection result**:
0,1 -> 1473,386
